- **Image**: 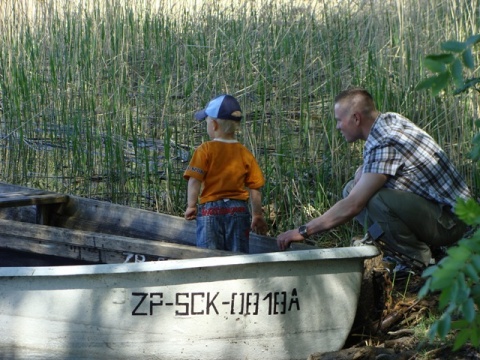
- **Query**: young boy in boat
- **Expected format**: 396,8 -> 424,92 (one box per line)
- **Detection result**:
183,94 -> 268,252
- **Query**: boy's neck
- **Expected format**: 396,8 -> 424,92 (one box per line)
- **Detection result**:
213,130 -> 236,141
213,136 -> 238,142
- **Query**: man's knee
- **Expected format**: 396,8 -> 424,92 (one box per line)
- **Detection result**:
343,179 -> 355,199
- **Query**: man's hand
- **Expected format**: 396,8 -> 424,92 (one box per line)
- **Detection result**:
276,229 -> 305,251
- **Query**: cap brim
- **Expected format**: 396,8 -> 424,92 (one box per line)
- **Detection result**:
194,110 -> 207,120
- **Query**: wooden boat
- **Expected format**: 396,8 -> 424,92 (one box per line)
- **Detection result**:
0,182 -> 313,261
0,182 -> 379,359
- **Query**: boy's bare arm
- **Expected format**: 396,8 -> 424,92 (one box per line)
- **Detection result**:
185,177 -> 201,220
249,188 -> 268,235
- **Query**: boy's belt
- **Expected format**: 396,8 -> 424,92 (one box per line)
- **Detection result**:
201,206 -> 247,216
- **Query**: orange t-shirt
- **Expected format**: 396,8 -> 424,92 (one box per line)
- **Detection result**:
183,140 -> 265,204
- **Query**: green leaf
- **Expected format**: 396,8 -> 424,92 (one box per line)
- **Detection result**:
452,319 -> 470,329
470,132 -> 480,161
465,263 -> 480,282
471,326 -> 480,347
461,238 -> 480,253
426,53 -> 456,64
458,271 -> 468,291
455,77 -> 480,94
465,34 -> 480,47
447,245 -> 472,262
436,258 -> 462,274
431,72 -> 450,95
418,277 -> 432,299
416,76 -> 440,91
453,329 -> 471,350
429,321 -> 439,339
455,198 -> 480,224
422,265 -> 438,277
472,283 -> 480,297
438,314 -> 452,338
472,254 -> 480,272
439,286 -> 453,309
462,298 -> 476,322
441,40 -> 467,53
457,287 -> 471,305
470,144 -> 480,162
451,58 -> 464,88
449,278 -> 459,303
436,254 -> 460,268
430,272 -> 457,290
463,48 -> 475,69
424,58 -> 446,73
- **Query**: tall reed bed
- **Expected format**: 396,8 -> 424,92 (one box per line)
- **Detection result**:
0,0 -> 478,244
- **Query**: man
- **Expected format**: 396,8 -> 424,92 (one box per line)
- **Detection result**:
277,88 -> 471,270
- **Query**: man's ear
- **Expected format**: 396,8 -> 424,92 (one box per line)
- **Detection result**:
354,112 -> 361,125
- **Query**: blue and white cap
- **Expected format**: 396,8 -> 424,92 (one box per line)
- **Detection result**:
194,94 -> 243,121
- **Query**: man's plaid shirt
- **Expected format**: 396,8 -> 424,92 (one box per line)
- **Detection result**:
363,112 -> 471,211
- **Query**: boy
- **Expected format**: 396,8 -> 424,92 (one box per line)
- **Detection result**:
184,94 -> 268,252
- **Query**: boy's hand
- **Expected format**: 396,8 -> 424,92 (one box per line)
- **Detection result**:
251,215 -> 268,235
184,206 -> 197,220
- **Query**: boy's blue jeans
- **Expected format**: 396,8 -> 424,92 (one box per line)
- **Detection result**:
196,199 -> 251,253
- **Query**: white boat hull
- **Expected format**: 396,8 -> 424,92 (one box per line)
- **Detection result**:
0,246 -> 378,359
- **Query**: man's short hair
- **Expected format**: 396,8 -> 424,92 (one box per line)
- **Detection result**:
334,88 -> 376,115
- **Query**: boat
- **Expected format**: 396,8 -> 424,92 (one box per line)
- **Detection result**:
0,182 -> 379,359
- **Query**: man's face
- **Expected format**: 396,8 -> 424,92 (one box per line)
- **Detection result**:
334,102 -> 359,143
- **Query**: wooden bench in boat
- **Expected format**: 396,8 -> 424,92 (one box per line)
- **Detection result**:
0,190 -> 234,263
0,191 -> 69,225
0,218 -> 232,263
0,182 -> 315,255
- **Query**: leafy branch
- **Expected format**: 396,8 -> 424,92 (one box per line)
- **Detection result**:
416,35 -> 480,350
419,198 -> 480,350
416,35 -> 480,96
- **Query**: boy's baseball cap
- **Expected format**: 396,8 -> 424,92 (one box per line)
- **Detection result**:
194,94 -> 243,121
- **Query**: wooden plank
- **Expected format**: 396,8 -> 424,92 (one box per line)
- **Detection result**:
0,249 -> 91,267
53,196 -> 199,246
52,196 -> 312,253
0,235 -> 122,264
0,192 -> 69,208
0,190 -> 69,225
0,219 -> 233,264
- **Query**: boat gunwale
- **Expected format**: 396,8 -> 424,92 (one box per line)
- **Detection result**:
0,246 -> 379,277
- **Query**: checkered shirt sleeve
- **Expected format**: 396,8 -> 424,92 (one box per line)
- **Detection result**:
363,112 -> 471,209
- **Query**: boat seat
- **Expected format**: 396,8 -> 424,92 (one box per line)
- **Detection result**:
0,191 -> 69,225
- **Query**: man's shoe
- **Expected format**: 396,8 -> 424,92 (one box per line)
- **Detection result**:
430,246 -> 448,264
351,233 -> 374,246
382,256 -> 417,279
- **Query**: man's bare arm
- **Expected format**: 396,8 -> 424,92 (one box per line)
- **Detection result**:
276,172 -> 388,250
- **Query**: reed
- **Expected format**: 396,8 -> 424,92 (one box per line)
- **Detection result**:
0,0 -> 478,245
